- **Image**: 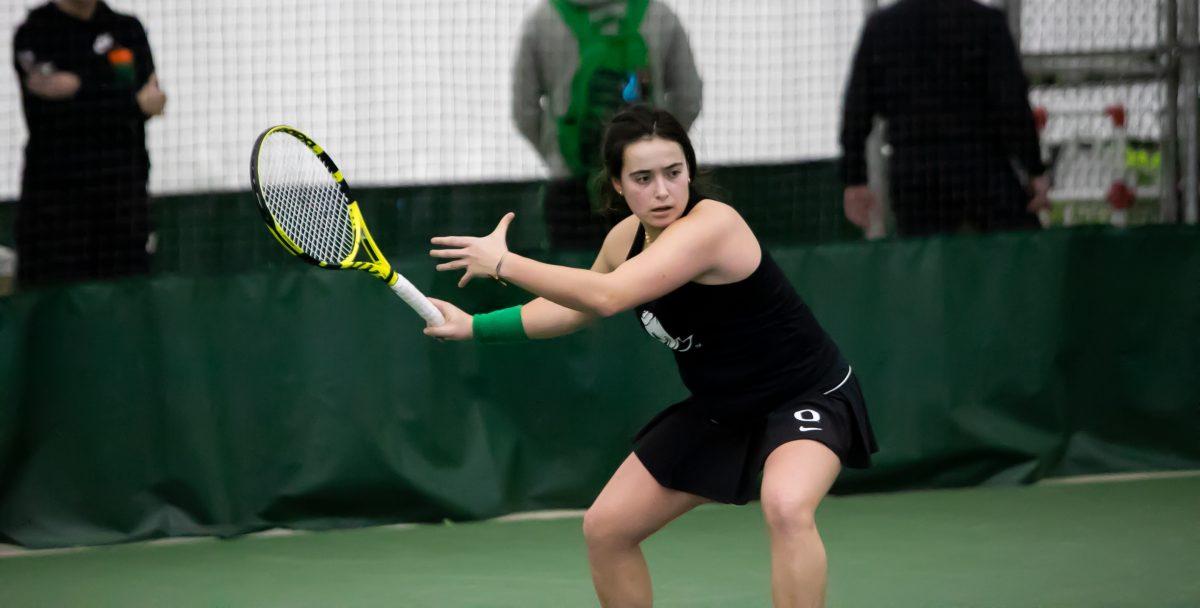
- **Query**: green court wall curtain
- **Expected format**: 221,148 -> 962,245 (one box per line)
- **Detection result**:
1,226 -> 1197,548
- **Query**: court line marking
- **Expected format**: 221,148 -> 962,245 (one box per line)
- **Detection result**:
1035,469 -> 1200,485
3,470 -> 1195,558
490,509 -> 586,523
0,544 -> 87,558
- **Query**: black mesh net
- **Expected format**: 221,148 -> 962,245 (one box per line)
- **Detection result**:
0,0 -> 1185,291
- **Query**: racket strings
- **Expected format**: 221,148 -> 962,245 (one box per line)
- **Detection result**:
258,134 -> 357,264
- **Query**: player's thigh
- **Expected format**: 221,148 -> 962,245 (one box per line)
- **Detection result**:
584,453 -> 708,545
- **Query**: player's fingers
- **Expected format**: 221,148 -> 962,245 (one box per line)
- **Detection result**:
423,325 -> 456,340
430,236 -> 472,247
457,272 -> 472,289
492,212 -> 516,236
435,260 -> 468,272
429,248 -> 468,259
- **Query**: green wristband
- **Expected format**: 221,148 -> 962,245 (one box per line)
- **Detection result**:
472,306 -> 527,344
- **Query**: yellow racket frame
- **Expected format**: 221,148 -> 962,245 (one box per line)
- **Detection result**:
250,125 -> 444,325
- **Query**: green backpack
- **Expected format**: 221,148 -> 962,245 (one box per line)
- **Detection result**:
552,0 -> 651,177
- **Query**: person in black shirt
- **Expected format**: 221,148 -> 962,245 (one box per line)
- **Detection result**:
840,0 -> 1049,237
426,106 -> 877,606
12,0 -> 166,287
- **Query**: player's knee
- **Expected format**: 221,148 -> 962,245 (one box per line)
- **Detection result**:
761,492 -> 818,538
582,506 -> 638,550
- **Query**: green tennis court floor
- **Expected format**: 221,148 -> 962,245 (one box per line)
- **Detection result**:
1,474 -> 1196,607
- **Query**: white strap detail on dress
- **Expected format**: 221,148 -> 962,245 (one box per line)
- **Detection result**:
822,366 -> 852,395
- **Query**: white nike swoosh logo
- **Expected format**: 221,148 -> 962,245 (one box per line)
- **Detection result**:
798,426 -> 822,432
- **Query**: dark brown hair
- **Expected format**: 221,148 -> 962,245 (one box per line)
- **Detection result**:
594,105 -> 702,214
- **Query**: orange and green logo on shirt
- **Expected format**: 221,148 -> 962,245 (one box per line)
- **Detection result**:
107,47 -> 135,86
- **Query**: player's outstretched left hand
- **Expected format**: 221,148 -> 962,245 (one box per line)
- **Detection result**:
430,212 -> 515,288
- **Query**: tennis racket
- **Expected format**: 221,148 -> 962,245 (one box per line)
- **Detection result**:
250,125 -> 444,326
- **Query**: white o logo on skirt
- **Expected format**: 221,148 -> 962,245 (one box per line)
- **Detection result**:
794,409 -> 821,423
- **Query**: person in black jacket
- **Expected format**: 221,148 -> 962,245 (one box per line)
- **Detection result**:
840,0 -> 1049,237
12,0 -> 166,287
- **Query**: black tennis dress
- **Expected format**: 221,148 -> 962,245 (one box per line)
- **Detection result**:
629,194 -> 878,504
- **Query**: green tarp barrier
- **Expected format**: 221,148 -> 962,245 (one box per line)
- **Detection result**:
1,226 -> 1198,548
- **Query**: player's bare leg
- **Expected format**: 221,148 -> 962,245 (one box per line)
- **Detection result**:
760,440 -> 842,608
584,453 -> 708,607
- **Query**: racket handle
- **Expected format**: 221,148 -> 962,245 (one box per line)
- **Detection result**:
389,274 -> 445,326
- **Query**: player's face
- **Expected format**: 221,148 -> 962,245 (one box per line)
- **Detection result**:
614,137 -> 690,229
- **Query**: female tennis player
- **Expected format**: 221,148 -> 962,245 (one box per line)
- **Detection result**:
426,105 -> 877,607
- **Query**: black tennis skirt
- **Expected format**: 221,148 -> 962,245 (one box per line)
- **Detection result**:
632,360 -> 878,505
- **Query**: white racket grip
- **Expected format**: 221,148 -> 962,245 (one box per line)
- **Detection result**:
389,274 -> 445,326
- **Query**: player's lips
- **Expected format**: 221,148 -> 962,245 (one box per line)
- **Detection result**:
650,204 -> 673,213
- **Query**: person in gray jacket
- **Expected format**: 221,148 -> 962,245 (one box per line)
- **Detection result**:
513,0 -> 702,249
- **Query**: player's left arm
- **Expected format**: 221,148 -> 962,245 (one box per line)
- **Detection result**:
432,202 -> 736,318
